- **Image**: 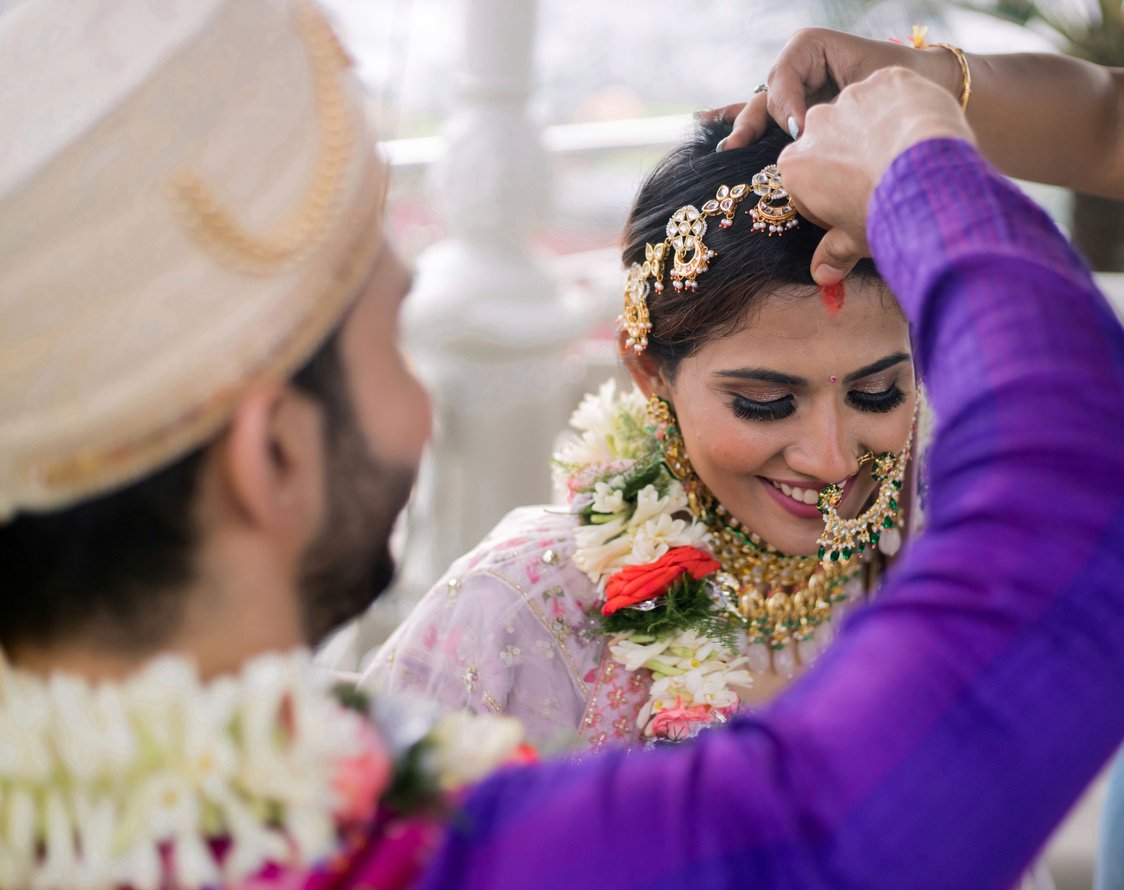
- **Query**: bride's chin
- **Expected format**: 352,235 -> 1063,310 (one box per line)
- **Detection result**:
776,532 -> 823,559
741,517 -> 823,558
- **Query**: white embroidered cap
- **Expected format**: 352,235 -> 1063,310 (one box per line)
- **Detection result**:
0,0 -> 387,519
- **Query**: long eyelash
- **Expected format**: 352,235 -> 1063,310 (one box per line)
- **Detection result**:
847,385 -> 906,414
730,394 -> 795,422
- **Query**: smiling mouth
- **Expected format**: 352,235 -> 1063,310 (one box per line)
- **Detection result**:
768,479 -> 826,507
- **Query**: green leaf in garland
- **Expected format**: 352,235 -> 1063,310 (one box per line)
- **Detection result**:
619,460 -> 665,500
381,737 -> 447,817
332,683 -> 372,715
600,575 -> 739,653
578,459 -> 668,523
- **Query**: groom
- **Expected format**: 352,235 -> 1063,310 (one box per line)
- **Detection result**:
2,1 -> 1123,888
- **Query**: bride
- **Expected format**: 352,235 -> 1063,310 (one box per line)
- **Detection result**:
364,121 -> 920,754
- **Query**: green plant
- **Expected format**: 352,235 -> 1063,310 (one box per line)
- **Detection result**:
958,0 -> 1124,64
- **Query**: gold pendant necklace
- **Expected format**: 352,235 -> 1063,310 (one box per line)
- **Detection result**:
707,504 -> 860,649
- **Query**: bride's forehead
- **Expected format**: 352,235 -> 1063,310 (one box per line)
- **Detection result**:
742,278 -> 901,332
698,280 -> 910,364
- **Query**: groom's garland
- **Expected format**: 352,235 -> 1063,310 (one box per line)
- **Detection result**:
0,649 -> 533,890
554,381 -> 865,742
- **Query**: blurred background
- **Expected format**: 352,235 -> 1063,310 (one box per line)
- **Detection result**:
315,3 -> 1124,886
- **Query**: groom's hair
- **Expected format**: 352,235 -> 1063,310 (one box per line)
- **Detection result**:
622,120 -> 886,375
0,328 -> 348,653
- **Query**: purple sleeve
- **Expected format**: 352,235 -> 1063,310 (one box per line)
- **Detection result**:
419,139 -> 1124,890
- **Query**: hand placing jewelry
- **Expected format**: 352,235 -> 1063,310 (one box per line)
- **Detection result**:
712,27 -> 964,152
776,67 -> 974,285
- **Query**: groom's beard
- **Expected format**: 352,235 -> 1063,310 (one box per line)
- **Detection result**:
298,407 -> 416,645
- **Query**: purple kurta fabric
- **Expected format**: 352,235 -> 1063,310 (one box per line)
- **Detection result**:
416,139 -> 1124,889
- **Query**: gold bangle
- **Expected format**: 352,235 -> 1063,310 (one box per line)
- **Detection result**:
932,43 -> 972,111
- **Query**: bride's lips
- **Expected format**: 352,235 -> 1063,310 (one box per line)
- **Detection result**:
758,475 -> 854,520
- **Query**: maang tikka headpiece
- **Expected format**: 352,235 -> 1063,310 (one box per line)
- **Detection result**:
620,164 -> 801,355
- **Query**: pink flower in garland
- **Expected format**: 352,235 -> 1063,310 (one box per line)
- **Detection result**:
649,697 -> 731,741
331,723 -> 392,826
601,545 -> 720,616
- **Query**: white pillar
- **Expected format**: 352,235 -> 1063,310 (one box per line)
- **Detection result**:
379,0 -> 596,630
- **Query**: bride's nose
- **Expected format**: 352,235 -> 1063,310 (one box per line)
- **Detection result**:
784,410 -> 860,485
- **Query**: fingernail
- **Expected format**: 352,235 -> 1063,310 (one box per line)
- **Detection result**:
787,116 -> 800,140
716,137 -> 728,153
816,264 -> 845,285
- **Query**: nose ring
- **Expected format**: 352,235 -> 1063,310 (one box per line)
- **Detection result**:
856,450 -> 875,469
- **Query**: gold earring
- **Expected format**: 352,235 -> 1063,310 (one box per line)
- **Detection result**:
645,395 -> 713,517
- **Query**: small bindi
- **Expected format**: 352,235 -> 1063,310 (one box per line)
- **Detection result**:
828,375 -> 838,384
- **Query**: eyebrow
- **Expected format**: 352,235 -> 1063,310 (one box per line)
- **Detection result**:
714,352 -> 911,388
843,352 -> 911,383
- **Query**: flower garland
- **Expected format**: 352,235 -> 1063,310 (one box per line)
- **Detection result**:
0,649 -> 531,890
554,380 -> 868,743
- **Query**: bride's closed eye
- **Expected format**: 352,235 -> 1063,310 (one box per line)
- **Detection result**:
729,394 -> 795,422
729,383 -> 907,422
847,383 -> 906,414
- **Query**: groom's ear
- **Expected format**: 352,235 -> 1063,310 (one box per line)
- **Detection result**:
207,383 -> 326,544
618,330 -> 670,399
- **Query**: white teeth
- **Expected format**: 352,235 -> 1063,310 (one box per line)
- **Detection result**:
769,480 -> 822,506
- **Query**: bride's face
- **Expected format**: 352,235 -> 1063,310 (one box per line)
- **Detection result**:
662,279 -> 915,557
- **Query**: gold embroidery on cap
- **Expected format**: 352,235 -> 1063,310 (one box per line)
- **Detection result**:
28,167 -> 387,497
168,1 -> 356,271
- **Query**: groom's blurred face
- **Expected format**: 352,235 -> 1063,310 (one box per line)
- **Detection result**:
296,242 -> 432,642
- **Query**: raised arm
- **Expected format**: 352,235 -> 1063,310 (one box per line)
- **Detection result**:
719,28 -> 1124,200
419,71 -> 1124,890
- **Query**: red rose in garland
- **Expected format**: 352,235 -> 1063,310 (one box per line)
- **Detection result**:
601,546 -> 720,616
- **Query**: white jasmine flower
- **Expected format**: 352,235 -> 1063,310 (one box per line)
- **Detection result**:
139,773 -> 200,841
0,844 -> 20,890
608,635 -> 675,672
573,516 -> 626,550
553,431 -> 613,471
628,484 -> 672,526
591,481 -> 627,516
34,792 -> 77,890
572,518 -> 634,583
5,787 -> 36,872
428,711 -> 525,791
0,674 -> 52,782
70,795 -> 123,890
113,844 -> 161,890
662,479 -> 690,514
48,674 -> 134,782
236,656 -> 298,800
218,792 -> 290,882
284,807 -> 336,864
568,379 -> 621,435
627,512 -> 709,565
171,832 -> 220,890
556,380 -> 652,471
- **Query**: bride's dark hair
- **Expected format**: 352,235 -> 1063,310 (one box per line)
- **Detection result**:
622,119 -> 882,372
